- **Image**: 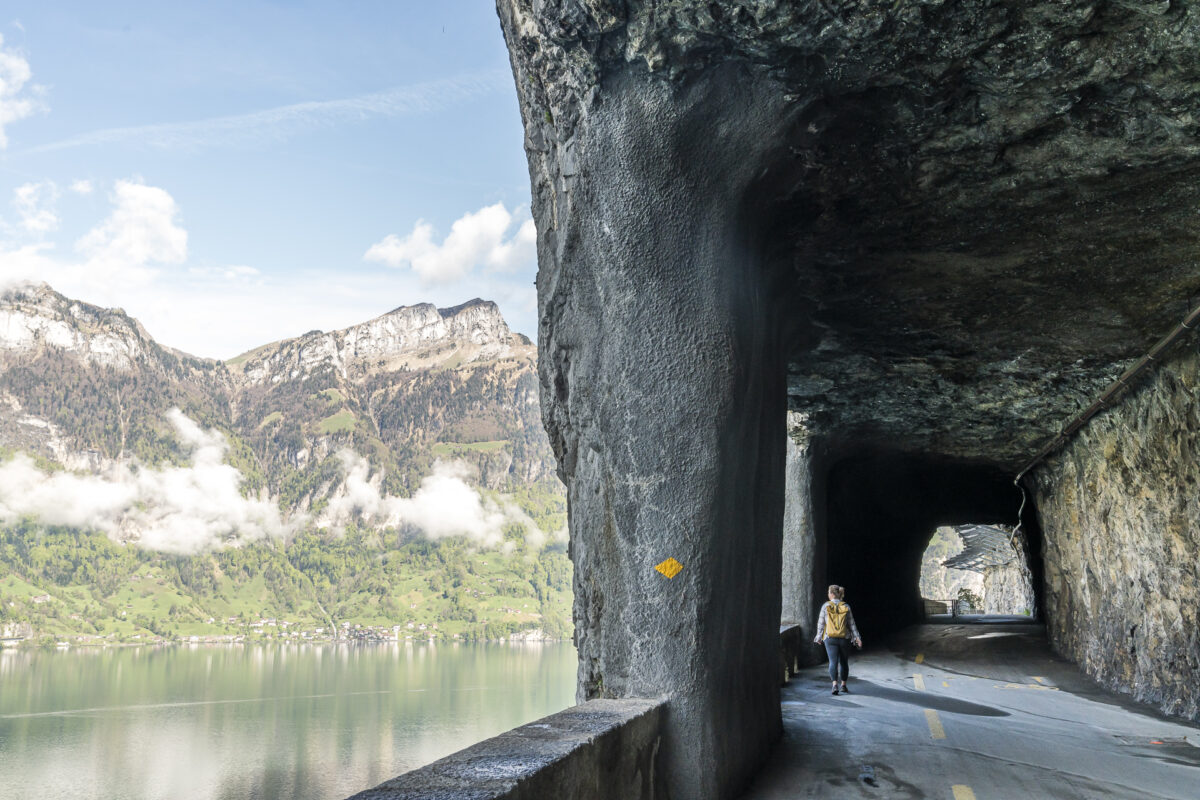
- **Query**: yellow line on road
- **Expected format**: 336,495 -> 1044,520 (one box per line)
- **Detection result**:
942,681 -> 950,688
913,673 -> 926,691
925,709 -> 946,739
1033,676 -> 1047,684
915,653 -> 925,664
952,786 -> 977,800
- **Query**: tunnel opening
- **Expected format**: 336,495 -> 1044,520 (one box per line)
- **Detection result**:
821,447 -> 1035,637
918,524 -> 1036,618
919,526 -> 985,614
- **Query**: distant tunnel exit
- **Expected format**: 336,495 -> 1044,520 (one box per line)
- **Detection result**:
919,524 -> 1036,618
821,449 -> 1042,636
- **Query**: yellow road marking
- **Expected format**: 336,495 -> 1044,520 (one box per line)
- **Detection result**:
1033,676 -> 1047,684
952,786 -> 977,800
925,709 -> 946,739
994,682 -> 1059,691
915,653 -> 925,664
913,673 -> 925,691
942,681 -> 950,688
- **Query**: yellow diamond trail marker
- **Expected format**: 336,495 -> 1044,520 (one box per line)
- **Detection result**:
654,557 -> 684,579
915,653 -> 925,664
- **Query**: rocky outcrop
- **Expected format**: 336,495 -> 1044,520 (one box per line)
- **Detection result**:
0,283 -> 197,374
234,299 -> 521,385
982,533 -> 1036,616
1033,346 -> 1200,722
499,0 -> 1200,468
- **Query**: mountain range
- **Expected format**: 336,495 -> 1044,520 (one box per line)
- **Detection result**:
0,283 -> 569,645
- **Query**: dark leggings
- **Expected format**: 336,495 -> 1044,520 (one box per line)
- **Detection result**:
824,637 -> 851,682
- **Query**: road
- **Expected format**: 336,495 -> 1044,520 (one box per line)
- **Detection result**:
740,622 -> 1200,799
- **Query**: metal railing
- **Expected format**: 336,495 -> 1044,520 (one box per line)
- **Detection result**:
922,598 -> 983,618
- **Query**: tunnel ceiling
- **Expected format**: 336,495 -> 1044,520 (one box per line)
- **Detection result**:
500,0 -> 1200,470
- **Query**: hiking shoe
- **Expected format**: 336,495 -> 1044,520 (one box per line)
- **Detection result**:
841,685 -> 849,693
832,688 -> 839,696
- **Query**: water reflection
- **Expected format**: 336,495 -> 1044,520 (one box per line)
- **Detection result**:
0,643 -> 577,800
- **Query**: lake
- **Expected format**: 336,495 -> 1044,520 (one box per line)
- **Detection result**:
0,642 -> 577,800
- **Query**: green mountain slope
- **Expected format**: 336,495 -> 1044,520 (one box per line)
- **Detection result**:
0,284 -> 568,645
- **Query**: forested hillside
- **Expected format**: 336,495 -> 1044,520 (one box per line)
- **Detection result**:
0,284 -> 569,645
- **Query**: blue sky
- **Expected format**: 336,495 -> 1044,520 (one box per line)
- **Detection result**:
0,2 -> 538,358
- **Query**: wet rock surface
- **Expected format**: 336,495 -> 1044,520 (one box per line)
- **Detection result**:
1034,346 -> 1200,723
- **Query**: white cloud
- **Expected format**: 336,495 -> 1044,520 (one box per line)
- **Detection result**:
12,181 -> 58,233
0,409 -> 293,554
21,70 -> 508,155
75,178 -> 188,276
0,33 -> 41,149
69,179 -> 93,195
321,453 -> 542,549
187,264 -> 261,283
365,203 -> 537,285
1,179 -> 540,357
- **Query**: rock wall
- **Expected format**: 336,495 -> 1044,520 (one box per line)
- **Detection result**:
1033,347 -> 1200,722
497,12 -> 799,790
982,532 -> 1036,616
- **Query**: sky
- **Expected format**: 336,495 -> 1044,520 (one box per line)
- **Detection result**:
0,1 -> 538,359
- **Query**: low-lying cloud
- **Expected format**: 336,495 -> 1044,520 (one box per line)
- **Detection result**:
322,452 -> 550,549
0,412 -> 561,554
0,409 -> 289,554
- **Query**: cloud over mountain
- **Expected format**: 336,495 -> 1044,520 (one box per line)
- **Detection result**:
0,409 -> 290,554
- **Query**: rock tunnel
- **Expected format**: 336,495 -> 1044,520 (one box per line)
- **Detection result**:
494,2 -> 1200,798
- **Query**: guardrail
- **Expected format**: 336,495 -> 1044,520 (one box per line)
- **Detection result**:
347,626 -> 811,799
346,698 -> 667,800
922,598 -> 983,618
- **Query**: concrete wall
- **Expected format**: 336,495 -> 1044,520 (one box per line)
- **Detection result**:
346,699 -> 666,800
1033,347 -> 1200,722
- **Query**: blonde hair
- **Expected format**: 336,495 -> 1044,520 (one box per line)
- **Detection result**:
827,584 -> 845,600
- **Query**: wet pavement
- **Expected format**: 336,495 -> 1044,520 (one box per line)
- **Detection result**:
740,623 -> 1200,799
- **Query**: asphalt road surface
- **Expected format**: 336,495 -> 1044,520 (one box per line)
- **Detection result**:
740,622 -> 1200,799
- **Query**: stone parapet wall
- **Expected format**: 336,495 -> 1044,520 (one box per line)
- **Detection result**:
1033,347 -> 1200,721
346,698 -> 666,800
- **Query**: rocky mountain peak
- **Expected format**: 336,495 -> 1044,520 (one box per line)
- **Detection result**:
232,298 -> 527,386
0,282 -> 159,372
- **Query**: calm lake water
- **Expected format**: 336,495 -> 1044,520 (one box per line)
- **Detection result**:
0,642 -> 577,800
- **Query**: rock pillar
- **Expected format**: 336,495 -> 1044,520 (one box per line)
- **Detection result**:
520,63 -> 795,799
781,413 -> 816,633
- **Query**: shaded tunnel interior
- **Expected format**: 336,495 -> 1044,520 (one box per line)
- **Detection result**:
820,448 -> 1044,637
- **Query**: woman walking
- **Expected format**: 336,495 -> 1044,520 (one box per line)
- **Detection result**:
813,584 -> 862,695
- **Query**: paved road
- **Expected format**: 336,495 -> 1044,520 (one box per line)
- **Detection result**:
740,623 -> 1200,799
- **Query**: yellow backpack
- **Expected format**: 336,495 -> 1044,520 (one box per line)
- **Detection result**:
826,601 -> 849,638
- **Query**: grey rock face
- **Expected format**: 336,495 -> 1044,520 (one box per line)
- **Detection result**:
499,0 -> 1200,465
235,299 -> 518,386
497,0 -> 1200,795
982,546 -> 1036,616
1034,346 -> 1200,722
523,64 -> 792,799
